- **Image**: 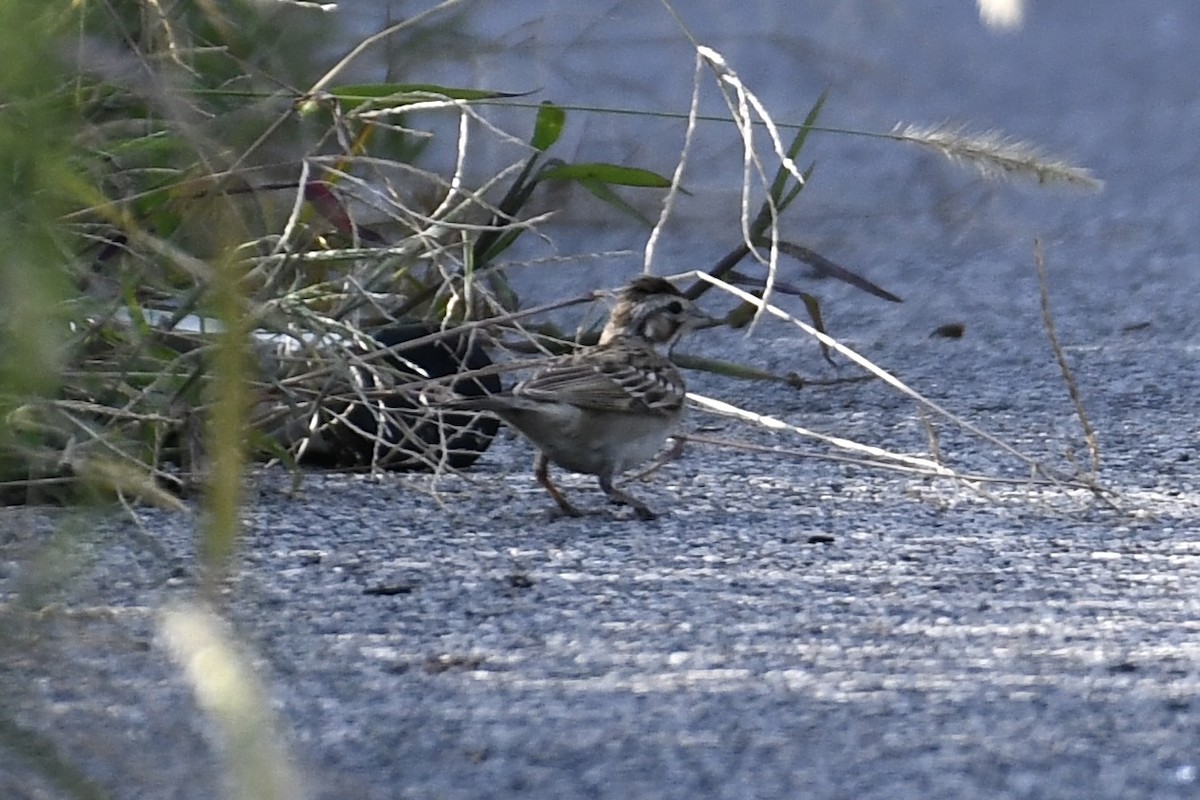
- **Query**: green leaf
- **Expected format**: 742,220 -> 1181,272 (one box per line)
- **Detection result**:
723,300 -> 759,329
476,227 -> 524,265
753,88 -> 828,238
575,178 -> 653,227
799,292 -> 837,368
107,130 -> 186,162
531,101 -> 566,151
768,87 -> 828,204
471,154 -> 545,269
322,83 -> 534,112
539,162 -> 673,188
778,161 -> 816,212
756,238 -> 902,303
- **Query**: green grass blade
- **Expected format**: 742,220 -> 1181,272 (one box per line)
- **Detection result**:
575,177 -> 654,227
539,162 -> 673,188
318,83 -> 534,112
531,101 -> 566,151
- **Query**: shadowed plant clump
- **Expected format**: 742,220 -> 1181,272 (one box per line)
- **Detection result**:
0,3 -> 690,510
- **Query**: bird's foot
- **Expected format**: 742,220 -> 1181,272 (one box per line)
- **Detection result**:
546,499 -> 585,519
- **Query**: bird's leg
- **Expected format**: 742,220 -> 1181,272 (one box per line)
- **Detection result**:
535,453 -> 583,517
598,472 -> 657,521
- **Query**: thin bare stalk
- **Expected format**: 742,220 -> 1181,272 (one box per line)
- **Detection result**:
688,271 -> 1081,488
1034,238 -> 1100,474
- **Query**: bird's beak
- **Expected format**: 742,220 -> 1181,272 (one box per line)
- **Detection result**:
689,306 -> 722,331
668,306 -> 720,356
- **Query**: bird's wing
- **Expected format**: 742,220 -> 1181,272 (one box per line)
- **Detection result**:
514,348 -> 684,414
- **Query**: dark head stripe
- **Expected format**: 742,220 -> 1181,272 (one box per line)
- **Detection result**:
620,276 -> 683,302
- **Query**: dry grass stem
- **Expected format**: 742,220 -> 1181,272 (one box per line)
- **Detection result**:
688,393 -> 955,475
644,47 -> 704,273
688,272 -> 1099,499
1034,238 -> 1101,474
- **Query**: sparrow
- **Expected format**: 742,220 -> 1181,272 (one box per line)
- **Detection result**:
450,275 -> 709,520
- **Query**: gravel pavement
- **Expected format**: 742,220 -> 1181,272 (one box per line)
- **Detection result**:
4,2 -> 1200,798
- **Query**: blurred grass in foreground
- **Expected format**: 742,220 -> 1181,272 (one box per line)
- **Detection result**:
0,1 -> 292,796
0,3 -> 74,406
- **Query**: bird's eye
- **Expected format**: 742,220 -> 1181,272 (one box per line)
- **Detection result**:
665,300 -> 684,314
